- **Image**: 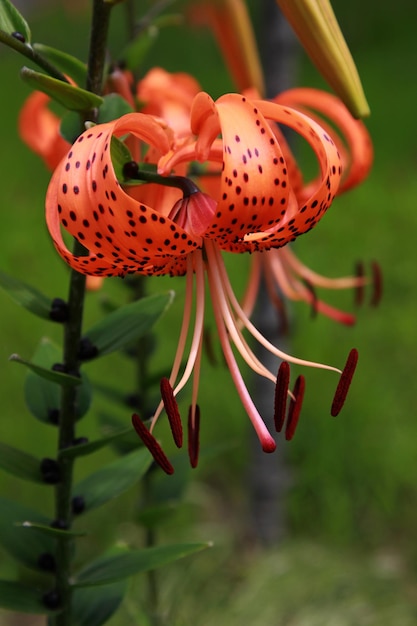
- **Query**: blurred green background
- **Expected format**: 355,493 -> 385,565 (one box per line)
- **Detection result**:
0,1 -> 416,624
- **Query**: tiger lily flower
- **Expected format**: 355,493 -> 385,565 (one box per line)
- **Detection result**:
46,90 -> 358,470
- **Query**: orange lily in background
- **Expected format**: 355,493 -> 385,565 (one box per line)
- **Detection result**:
18,91 -> 70,170
46,90 -> 359,470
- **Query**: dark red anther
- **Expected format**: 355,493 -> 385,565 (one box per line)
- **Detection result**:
331,348 -> 359,416
370,260 -> 382,307
131,414 -> 174,475
354,261 -> 365,306
285,375 -> 305,441
274,361 -> 290,432
160,377 -> 183,448
187,405 -> 200,469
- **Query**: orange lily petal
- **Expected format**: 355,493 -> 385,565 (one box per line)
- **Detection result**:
273,88 -> 373,194
19,92 -> 70,170
46,113 -> 201,277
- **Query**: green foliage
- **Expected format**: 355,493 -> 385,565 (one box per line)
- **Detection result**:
72,447 -> 152,513
32,43 -> 87,86
84,291 -> 174,358
23,338 -> 91,423
12,352 -> 81,386
0,580 -> 55,614
20,67 -> 103,111
0,497 -> 55,570
0,270 -> 53,319
0,0 -> 30,42
121,14 -> 183,72
73,542 -> 211,587
99,93 -> 134,122
72,580 -> 128,626
0,442 -> 43,483
59,427 -> 133,460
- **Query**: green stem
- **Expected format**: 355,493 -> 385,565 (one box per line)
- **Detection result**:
0,30 -> 69,82
125,163 -> 200,196
51,2 -> 113,624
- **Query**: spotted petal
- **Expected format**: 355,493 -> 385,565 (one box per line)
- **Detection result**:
46,113 -> 202,277
273,88 -> 373,194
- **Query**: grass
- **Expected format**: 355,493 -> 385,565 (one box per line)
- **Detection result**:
0,1 -> 416,624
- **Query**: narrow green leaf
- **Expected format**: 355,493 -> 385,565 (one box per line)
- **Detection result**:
85,291 -> 174,358
97,413 -> 141,455
19,520 -> 87,538
73,447 -> 152,513
59,427 -> 133,460
32,43 -> 87,86
20,67 -> 103,111
23,338 -> 90,424
0,442 -> 43,483
10,353 -> 81,386
73,542 -> 211,587
72,580 -> 127,626
0,0 -> 31,41
0,497 -> 55,570
0,580 -> 57,614
0,270 -> 53,319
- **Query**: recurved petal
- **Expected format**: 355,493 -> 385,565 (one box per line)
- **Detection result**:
242,100 -> 342,250
45,113 -> 202,276
274,88 -> 373,194
190,93 -> 292,243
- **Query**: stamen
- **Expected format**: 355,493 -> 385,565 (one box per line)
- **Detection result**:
354,261 -> 365,306
285,375 -> 305,441
188,404 -> 201,469
331,348 -> 359,416
131,414 -> 174,475
370,260 -> 382,307
160,378 -> 183,448
274,361 -> 290,432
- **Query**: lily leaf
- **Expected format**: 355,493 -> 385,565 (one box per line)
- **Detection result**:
60,110 -> 83,144
99,93 -> 134,123
0,270 -> 52,319
10,352 -> 81,386
0,497 -> 55,570
23,338 -> 91,423
72,580 -> 127,626
72,447 -> 152,514
32,43 -> 87,86
111,135 -> 133,182
84,291 -> 174,358
20,67 -> 103,112
73,542 -> 211,587
59,427 -> 133,460
0,442 -> 43,483
0,580 -> 57,614
0,0 -> 31,42
18,520 -> 87,539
